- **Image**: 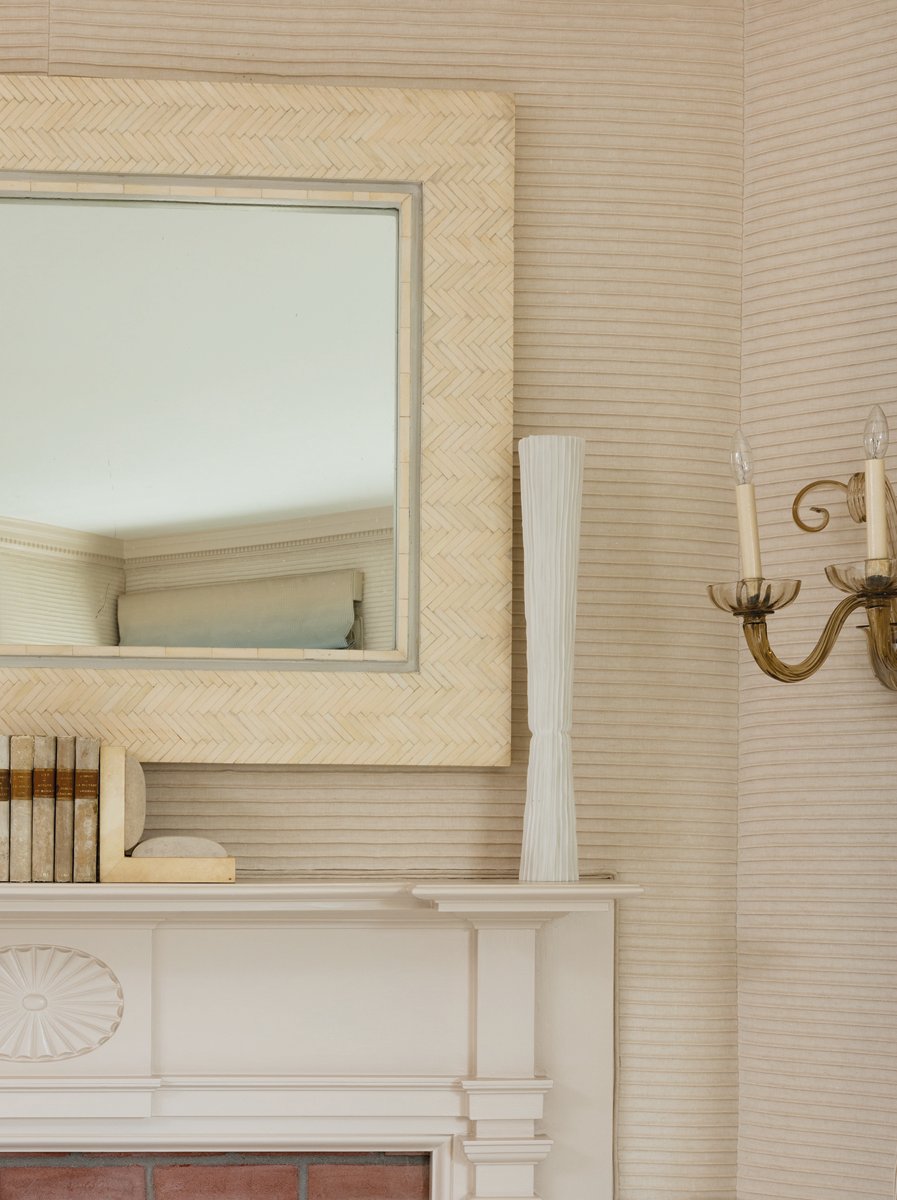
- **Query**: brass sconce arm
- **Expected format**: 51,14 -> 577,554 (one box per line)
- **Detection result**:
709,562 -> 897,687
741,593 -> 866,683
792,471 -> 897,543
863,602 -> 897,689
790,478 -> 851,533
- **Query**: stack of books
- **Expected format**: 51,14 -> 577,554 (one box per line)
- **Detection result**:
0,735 -> 100,883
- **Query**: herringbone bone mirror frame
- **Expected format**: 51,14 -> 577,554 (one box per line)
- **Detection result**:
0,76 -> 514,766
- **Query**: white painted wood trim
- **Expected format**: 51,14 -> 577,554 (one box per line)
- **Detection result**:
0,880 -> 640,921
0,884 -> 630,1198
412,881 -> 643,913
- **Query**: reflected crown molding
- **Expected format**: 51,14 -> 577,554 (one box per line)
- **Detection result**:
0,515 -> 124,567
122,506 -> 394,565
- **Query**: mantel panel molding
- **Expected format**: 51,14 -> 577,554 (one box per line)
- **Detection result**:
0,881 -> 633,1200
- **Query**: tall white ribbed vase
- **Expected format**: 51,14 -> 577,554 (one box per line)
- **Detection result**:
518,435 -> 585,883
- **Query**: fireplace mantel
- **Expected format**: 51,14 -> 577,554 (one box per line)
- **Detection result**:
0,880 -> 640,920
0,881 -> 640,1200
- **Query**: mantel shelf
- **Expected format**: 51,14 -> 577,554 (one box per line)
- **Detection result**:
0,879 -> 642,924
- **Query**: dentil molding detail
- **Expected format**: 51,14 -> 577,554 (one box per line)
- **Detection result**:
0,945 -> 124,1061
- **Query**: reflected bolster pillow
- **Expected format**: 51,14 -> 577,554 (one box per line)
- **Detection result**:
117,569 -> 362,649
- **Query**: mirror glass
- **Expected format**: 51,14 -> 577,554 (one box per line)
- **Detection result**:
0,193 -> 400,655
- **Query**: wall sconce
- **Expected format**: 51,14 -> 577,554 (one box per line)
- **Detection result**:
708,406 -> 897,688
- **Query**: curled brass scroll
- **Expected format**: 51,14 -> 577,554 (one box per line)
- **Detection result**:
791,479 -> 849,533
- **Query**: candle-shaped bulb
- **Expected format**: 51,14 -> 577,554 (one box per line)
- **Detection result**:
731,428 -> 754,485
864,405 -> 889,460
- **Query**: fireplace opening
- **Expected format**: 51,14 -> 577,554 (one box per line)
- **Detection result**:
0,1151 -> 430,1199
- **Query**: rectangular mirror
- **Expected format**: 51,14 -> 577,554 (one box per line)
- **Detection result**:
0,76 -> 514,766
0,181 -> 413,662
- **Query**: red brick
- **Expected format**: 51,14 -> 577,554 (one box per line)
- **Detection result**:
153,1164 -> 297,1199
0,1166 -> 146,1199
308,1162 -> 429,1200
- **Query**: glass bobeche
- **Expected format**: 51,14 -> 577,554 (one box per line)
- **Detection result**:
825,559 -> 897,596
707,578 -> 801,616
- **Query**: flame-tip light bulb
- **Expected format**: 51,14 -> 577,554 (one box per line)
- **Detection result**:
731,428 -> 754,485
864,405 -> 890,461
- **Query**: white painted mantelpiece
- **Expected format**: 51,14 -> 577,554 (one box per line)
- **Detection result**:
0,881 -> 640,1200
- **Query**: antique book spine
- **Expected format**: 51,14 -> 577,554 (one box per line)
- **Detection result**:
0,736 -> 9,882
54,735 -> 76,883
73,737 -> 100,884
9,735 -> 34,882
31,735 -> 57,883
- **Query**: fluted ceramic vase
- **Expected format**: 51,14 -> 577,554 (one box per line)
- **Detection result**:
518,435 -> 585,882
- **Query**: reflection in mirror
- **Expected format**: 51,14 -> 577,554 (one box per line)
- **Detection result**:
0,191 -> 401,655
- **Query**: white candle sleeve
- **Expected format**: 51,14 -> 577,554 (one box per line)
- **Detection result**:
735,482 -> 763,580
865,457 -> 888,560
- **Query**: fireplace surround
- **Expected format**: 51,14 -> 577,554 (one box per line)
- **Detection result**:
0,882 -> 639,1200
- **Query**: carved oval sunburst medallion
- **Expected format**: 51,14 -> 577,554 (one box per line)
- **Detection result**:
0,945 -> 124,1061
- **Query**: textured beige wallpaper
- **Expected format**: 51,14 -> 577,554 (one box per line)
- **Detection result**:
8,2 -> 743,1196
742,2 -> 897,1197
11,4 -> 892,1196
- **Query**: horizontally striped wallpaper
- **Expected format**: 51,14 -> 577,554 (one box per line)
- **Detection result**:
7,5 -> 894,1197
6,3 -> 746,1197
741,3 -> 897,1198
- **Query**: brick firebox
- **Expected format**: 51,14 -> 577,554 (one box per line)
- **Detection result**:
0,1152 -> 429,1199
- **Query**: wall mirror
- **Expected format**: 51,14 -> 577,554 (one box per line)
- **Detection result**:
0,75 -> 514,767
0,182 -> 410,660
